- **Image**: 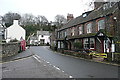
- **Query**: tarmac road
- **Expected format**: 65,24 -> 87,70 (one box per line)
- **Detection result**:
31,46 -> 119,78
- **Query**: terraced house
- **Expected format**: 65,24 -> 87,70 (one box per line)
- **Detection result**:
56,1 -> 120,53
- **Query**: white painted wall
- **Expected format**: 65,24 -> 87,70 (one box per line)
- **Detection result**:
38,35 -> 50,44
5,20 -> 26,42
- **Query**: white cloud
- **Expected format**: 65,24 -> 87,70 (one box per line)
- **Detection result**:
0,0 -> 93,21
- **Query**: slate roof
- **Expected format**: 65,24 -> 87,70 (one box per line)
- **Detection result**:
58,2 -> 118,31
37,31 -> 50,35
30,36 -> 37,40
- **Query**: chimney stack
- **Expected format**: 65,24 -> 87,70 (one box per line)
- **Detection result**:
94,0 -> 105,9
67,14 -> 74,22
13,20 -> 19,25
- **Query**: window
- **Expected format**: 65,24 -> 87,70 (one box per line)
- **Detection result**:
79,26 -> 83,35
84,38 -> 89,49
64,31 -> 66,37
83,38 -> 95,49
41,35 -> 44,37
98,19 -> 105,31
40,39 -> 45,44
57,32 -> 60,38
71,27 -> 75,36
58,41 -> 60,48
86,23 -> 92,33
90,38 -> 95,49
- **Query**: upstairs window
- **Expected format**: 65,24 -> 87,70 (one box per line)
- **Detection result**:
98,19 -> 105,31
86,23 -> 92,33
79,26 -> 83,35
71,27 -> 75,36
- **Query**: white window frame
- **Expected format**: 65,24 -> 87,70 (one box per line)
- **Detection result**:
79,26 -> 83,35
86,23 -> 92,33
98,19 -> 105,31
83,38 -> 95,49
83,38 -> 89,49
72,27 -> 75,36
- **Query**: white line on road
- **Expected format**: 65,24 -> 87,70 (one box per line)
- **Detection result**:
33,55 -> 41,63
69,75 -> 73,78
62,70 -> 64,72
53,66 -> 60,71
47,62 -> 50,64
35,55 -> 41,59
3,70 -> 11,72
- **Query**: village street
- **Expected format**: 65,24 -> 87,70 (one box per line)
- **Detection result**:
2,46 -> 119,78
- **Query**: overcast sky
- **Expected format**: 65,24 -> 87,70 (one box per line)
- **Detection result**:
0,0 -> 95,21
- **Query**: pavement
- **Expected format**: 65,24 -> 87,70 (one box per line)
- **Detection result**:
2,48 -> 34,62
2,48 -> 70,78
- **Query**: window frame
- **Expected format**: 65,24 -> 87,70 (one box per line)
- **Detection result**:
86,22 -> 92,33
78,25 -> 83,35
97,19 -> 105,31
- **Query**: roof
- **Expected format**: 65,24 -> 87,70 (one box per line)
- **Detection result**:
37,31 -> 50,35
58,2 -> 118,31
30,36 -> 37,40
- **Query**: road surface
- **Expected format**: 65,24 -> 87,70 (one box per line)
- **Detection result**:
31,46 -> 119,78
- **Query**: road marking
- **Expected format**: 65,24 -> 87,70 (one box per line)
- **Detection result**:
69,75 -> 73,78
53,66 -> 60,70
35,54 -> 41,59
33,55 -> 41,63
47,62 -> 50,64
3,69 -> 11,72
62,70 -> 64,72
44,65 -> 46,67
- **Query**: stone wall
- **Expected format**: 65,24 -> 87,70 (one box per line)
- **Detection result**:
1,42 -> 20,58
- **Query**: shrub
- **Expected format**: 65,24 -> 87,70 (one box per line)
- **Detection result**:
73,41 -> 82,49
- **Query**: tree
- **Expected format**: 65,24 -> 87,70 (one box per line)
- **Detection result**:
3,12 -> 21,27
20,13 -> 35,26
35,15 -> 48,27
54,15 -> 67,28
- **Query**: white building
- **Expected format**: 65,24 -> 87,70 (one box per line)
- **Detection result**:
37,30 -> 50,45
29,36 -> 38,45
5,20 -> 26,42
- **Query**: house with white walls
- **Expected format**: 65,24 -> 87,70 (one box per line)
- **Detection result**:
5,20 -> 26,42
37,30 -> 50,45
29,36 -> 38,45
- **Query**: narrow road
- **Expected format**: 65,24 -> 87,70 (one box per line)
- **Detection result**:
31,46 -> 119,78
2,55 -> 69,78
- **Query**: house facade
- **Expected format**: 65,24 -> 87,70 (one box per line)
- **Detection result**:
56,2 -> 120,53
29,36 -> 38,45
5,20 -> 26,42
0,16 -> 6,42
37,30 -> 50,45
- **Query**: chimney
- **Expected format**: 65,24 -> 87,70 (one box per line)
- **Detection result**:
94,0 -> 105,9
67,14 -> 74,21
13,20 -> 19,25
